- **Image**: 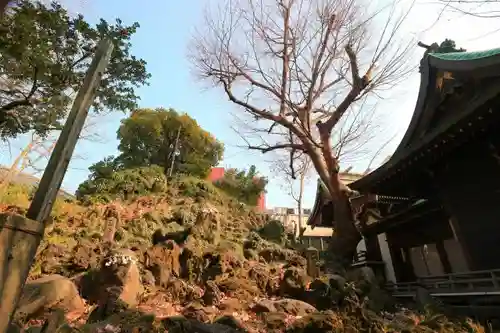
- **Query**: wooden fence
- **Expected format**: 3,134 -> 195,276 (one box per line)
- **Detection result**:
387,269 -> 500,297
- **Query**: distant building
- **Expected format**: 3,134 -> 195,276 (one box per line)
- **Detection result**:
302,226 -> 332,252
269,207 -> 310,232
304,172 -> 367,254
208,167 -> 266,211
256,192 -> 266,212
208,167 -> 225,183
268,206 -> 332,251
307,172 -> 365,229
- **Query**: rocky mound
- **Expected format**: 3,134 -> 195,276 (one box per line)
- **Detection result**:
0,180 -> 486,333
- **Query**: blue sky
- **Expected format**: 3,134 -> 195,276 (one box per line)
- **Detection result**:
1,0 -> 499,209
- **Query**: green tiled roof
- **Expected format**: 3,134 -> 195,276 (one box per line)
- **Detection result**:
430,48 -> 500,61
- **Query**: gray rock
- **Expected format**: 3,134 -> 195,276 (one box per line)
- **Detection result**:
251,299 -> 277,313
273,298 -> 317,316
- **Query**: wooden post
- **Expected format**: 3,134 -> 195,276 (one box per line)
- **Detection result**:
0,0 -> 11,15
26,39 -> 114,222
0,39 -> 113,333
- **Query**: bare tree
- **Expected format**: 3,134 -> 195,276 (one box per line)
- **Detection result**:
293,159 -> 310,240
272,101 -> 379,242
189,0 -> 415,269
0,133 -> 38,194
273,153 -> 312,240
20,111 -> 111,175
0,108 -> 111,193
433,0 -> 500,42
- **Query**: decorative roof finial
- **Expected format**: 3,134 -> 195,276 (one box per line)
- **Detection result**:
418,41 -> 439,54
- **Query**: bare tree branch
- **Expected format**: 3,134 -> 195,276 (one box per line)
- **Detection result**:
248,143 -> 306,153
435,0 -> 500,18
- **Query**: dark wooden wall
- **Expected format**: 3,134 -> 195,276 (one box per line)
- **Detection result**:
387,210 -> 452,249
434,137 -> 500,271
385,210 -> 452,282
320,201 -> 335,227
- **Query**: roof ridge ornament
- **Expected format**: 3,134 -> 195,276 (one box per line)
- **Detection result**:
418,41 -> 439,54
417,41 -> 438,73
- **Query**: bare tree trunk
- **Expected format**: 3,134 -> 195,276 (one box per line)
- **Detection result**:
327,192 -> 362,274
306,141 -> 361,272
296,169 -> 305,240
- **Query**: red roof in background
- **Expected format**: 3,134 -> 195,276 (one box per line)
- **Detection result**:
256,192 -> 266,212
208,167 -> 266,211
208,167 -> 225,182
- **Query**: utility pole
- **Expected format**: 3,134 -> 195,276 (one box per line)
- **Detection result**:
0,39 -> 113,333
168,126 -> 181,177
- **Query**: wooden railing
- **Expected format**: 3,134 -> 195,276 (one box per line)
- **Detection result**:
351,251 -> 384,266
353,250 -> 367,263
386,269 -> 500,296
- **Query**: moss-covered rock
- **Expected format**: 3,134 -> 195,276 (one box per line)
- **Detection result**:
258,219 -> 287,245
0,180 -> 484,333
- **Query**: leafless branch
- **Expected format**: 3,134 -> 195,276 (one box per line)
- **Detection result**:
248,142 -> 306,153
189,0 -> 414,202
364,132 -> 397,173
435,0 -> 500,18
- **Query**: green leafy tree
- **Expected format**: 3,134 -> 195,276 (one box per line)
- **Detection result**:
437,39 -> 466,53
76,108 -> 224,202
76,165 -> 167,203
0,0 -> 150,138
117,108 -> 224,178
86,155 -> 123,179
215,165 -> 267,206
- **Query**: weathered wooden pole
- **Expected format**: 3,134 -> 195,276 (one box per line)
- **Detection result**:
0,0 -> 11,14
0,39 -> 113,333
